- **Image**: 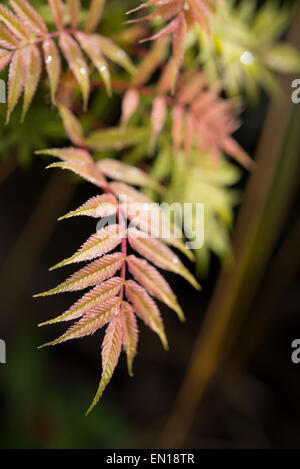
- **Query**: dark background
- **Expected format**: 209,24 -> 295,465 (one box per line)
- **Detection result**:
0,0 -> 299,449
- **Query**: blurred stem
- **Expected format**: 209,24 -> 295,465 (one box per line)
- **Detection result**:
159,4 -> 300,448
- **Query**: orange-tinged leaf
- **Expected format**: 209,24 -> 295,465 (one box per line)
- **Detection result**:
121,301 -> 138,376
121,88 -> 139,126
10,0 -> 47,35
67,0 -> 80,30
171,12 -> 186,89
85,0 -> 105,33
128,228 -> 200,289
49,0 -> 65,30
76,31 -> 111,95
125,280 -> 168,349
127,255 -> 184,320
59,32 -> 90,109
6,49 -> 24,123
58,194 -> 118,220
58,104 -> 86,147
0,49 -> 12,72
50,224 -> 125,270
150,95 -> 167,151
0,24 -> 18,49
34,252 -> 124,296
43,39 -> 61,104
39,298 -> 121,348
0,4 -> 30,41
39,277 -> 123,326
86,312 -> 123,414
22,45 -> 41,121
132,36 -> 170,87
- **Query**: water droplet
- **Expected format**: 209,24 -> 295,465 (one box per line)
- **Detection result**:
46,55 -> 52,64
80,67 -> 87,75
100,66 -> 106,72
240,50 -> 254,66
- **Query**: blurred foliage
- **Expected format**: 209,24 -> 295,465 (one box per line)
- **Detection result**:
198,0 -> 300,101
165,151 -> 241,277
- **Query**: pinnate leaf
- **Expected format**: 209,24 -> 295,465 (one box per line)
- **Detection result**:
128,228 -> 200,289
0,49 -> 12,72
39,277 -> 123,326
34,253 -> 124,296
49,0 -> 65,30
10,0 -> 47,35
58,194 -> 118,220
50,224 -> 125,270
67,0 -> 80,30
43,39 -> 61,105
85,0 -> 106,33
0,4 -> 30,40
86,312 -> 123,415
76,31 -> 111,96
59,32 -> 90,109
127,255 -> 184,320
125,280 -> 168,349
0,24 -> 19,49
93,35 -> 135,74
22,45 -> 41,121
121,301 -> 138,376
7,49 -> 24,123
39,298 -> 121,348
36,147 -> 92,164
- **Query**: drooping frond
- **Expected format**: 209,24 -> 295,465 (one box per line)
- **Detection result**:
36,142 -> 199,411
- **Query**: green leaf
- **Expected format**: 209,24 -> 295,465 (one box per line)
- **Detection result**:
86,127 -> 149,151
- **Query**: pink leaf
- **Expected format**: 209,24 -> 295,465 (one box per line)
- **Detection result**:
150,96 -> 167,151
0,49 -> 12,72
75,31 -> 111,95
48,0 -> 65,30
86,312 -> 123,414
10,0 -> 48,35
39,277 -> 123,326
39,297 -> 121,347
125,280 -> 168,349
121,301 -> 138,376
128,228 -> 200,289
50,224 -> 125,270
34,253 -> 124,296
58,194 -> 118,220
58,104 -> 86,147
6,48 -> 24,123
67,0 -> 80,29
59,32 -> 90,109
85,0 -> 106,33
43,39 -> 61,104
0,24 -> 18,49
0,4 -> 30,41
22,44 -> 42,121
121,88 -> 140,126
127,255 -> 184,320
